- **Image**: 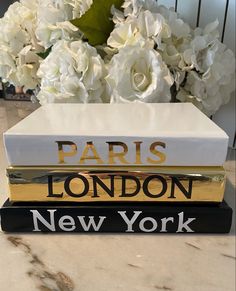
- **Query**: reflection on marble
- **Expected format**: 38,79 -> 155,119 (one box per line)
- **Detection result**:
0,99 -> 235,291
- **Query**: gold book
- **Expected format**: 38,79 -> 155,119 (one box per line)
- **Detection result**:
7,166 -> 226,203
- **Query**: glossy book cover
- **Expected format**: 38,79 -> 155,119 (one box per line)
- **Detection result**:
0,200 -> 232,233
4,103 -> 228,166
7,166 -> 226,203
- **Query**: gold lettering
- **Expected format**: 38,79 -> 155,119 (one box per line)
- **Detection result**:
79,142 -> 104,164
134,141 -> 143,164
147,142 -> 166,164
107,142 -> 129,165
56,141 -> 77,164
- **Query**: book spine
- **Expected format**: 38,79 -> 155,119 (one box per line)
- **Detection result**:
0,78 -> 4,98
0,202 -> 232,233
7,167 -> 226,202
4,135 -> 228,166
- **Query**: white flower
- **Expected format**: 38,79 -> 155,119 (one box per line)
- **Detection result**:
37,40 -> 106,104
134,10 -> 171,50
123,0 -> 158,17
108,10 -> 170,51
3,0 -> 41,51
122,0 -> 190,39
171,19 -> 235,116
122,0 -> 143,17
36,20 -> 79,49
3,1 -> 38,25
183,21 -> 223,73
176,88 -> 205,112
0,45 -> 17,84
178,21 -> 235,115
106,45 -> 173,103
157,6 -> 190,39
0,19 -> 29,56
111,6 -> 125,25
64,0 -> 93,18
194,19 -> 220,40
15,46 -> 41,90
0,44 -> 41,91
0,0 -> 42,89
161,44 -> 183,67
107,22 -> 146,50
136,10 -> 170,41
178,43 -> 235,116
36,0 -> 73,49
36,0 -> 92,49
0,1 -> 37,56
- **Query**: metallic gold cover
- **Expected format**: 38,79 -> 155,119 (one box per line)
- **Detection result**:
7,166 -> 226,202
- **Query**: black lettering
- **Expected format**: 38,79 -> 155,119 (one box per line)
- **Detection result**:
143,175 -> 167,198
47,175 -> 63,198
120,175 -> 141,197
92,175 -> 115,197
169,177 -> 193,199
64,174 -> 89,197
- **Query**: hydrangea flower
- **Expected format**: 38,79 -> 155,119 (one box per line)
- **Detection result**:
37,40 -> 106,104
0,0 -> 41,90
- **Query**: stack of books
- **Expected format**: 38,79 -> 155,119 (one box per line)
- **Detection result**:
0,103 -> 233,233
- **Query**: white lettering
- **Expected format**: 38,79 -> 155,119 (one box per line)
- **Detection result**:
139,217 -> 158,232
118,211 -> 142,232
30,210 -> 56,232
177,212 -> 196,233
160,217 -> 174,232
58,215 -> 76,231
77,216 -> 106,231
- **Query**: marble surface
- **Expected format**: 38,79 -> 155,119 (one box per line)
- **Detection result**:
0,99 -> 235,291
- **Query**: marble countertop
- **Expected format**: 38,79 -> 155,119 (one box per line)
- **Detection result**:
0,100 -> 235,291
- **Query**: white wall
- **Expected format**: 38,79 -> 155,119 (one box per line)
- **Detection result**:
211,0 -> 235,148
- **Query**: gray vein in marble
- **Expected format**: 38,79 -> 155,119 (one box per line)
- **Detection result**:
127,263 -> 142,268
185,242 -> 201,250
154,285 -> 173,290
221,254 -> 236,260
7,236 -> 74,291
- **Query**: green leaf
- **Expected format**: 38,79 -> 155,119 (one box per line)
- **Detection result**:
71,0 -> 124,46
37,47 -> 52,59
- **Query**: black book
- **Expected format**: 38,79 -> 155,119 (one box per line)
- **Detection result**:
0,79 -> 4,98
0,199 -> 232,233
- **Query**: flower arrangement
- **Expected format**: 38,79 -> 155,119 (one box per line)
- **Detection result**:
0,0 -> 235,116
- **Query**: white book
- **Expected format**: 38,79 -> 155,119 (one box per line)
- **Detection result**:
4,103 -> 228,166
